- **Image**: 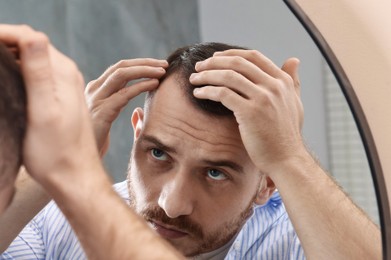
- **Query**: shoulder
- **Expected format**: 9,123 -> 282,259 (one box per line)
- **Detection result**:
227,191 -> 305,259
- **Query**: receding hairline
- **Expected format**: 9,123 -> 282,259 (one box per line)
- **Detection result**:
144,42 -> 252,120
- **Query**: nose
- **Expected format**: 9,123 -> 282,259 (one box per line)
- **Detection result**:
158,172 -> 195,218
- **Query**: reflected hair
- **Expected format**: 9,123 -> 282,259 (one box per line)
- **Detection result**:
0,43 -> 27,183
147,42 -> 248,116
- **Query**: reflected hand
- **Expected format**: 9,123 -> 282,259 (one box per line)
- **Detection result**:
190,49 -> 305,174
0,24 -> 99,184
85,59 -> 168,155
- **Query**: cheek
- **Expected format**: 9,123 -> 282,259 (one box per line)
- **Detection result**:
129,151 -> 161,210
197,185 -> 257,230
228,175 -> 260,206
197,201 -> 252,241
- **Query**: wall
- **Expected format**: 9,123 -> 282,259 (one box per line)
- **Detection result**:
0,0 -> 200,182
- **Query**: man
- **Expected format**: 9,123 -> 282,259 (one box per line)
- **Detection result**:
1,41 -> 381,259
0,41 -> 26,215
0,24 -> 181,260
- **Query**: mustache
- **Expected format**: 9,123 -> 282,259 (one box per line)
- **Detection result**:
140,206 -> 204,238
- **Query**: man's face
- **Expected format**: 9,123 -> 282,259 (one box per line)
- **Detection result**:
128,75 -> 270,256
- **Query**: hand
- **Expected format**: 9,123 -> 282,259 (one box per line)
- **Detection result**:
190,49 -> 305,174
0,24 -> 99,185
85,58 -> 168,155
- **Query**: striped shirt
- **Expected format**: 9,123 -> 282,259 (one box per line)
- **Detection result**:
1,181 -> 305,259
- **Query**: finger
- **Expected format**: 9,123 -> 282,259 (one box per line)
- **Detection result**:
195,56 -> 273,85
0,24 -> 35,45
94,58 -> 168,85
0,24 -> 53,93
193,86 -> 247,113
115,78 -> 160,103
281,58 -> 301,96
0,25 -> 36,66
213,49 -> 282,79
19,32 -> 56,110
189,70 -> 257,99
0,24 -> 83,114
90,66 -> 166,100
101,78 -> 160,114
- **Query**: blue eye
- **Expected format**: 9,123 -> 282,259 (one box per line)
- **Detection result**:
207,169 -> 228,181
151,148 -> 168,161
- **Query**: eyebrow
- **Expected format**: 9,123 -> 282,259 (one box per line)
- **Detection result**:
201,159 -> 244,173
139,135 -> 177,154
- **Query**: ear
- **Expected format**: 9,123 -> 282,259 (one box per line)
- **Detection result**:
254,176 -> 276,205
131,107 -> 144,141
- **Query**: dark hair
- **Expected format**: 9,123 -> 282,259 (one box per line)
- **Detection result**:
0,43 -> 27,184
149,42 -> 247,116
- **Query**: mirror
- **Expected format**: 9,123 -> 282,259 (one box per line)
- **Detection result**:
283,0 -> 391,258
0,0 -> 383,257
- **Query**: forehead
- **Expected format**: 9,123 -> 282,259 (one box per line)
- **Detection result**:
142,75 -> 248,159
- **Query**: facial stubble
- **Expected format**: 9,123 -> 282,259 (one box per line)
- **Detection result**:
126,160 -> 256,257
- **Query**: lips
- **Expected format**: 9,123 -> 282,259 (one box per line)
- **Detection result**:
150,221 -> 188,239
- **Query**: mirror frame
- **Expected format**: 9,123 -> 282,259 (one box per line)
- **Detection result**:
283,0 -> 391,259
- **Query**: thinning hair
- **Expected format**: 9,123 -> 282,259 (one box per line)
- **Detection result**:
146,42 -> 248,116
0,43 -> 27,185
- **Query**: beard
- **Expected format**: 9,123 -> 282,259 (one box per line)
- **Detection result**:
126,160 -> 255,257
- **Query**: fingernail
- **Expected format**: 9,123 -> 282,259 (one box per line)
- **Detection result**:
193,88 -> 200,95
190,73 -> 198,80
195,61 -> 201,70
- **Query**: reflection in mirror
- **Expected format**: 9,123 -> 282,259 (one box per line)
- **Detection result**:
283,1 -> 391,258
323,63 -> 379,224
0,0 -> 380,257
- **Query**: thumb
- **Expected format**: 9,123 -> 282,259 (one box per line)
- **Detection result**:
20,32 -> 56,113
281,57 -> 301,96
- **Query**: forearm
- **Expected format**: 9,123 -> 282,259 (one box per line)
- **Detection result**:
0,167 -> 50,253
43,162 -> 183,260
269,150 -> 381,260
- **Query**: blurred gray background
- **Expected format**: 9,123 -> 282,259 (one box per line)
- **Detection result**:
0,0 -> 378,223
0,0 -> 200,182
